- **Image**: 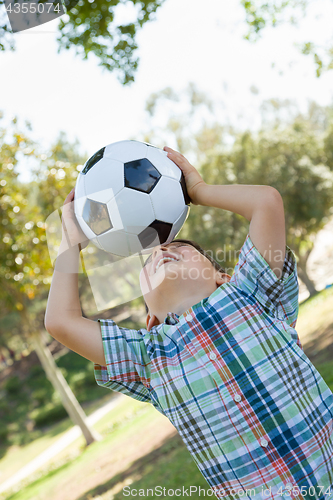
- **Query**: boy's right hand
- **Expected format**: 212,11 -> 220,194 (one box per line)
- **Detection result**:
61,189 -> 89,250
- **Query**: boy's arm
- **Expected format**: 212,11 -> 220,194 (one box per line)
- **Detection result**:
44,191 -> 106,366
197,183 -> 286,279
164,147 -> 286,279
45,244 -> 106,366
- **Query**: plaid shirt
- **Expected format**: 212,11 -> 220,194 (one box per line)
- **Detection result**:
94,233 -> 333,499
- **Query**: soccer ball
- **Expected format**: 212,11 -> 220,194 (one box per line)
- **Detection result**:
74,140 -> 191,257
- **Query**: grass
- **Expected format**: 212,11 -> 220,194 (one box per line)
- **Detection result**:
297,285 -> 333,366
297,285 -> 333,340
2,398 -> 181,500
0,353 -> 108,453
1,286 -> 333,500
81,434 -> 207,500
0,392 -> 114,486
0,351 -> 114,486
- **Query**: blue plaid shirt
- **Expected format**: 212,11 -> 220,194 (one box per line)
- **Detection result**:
94,233 -> 333,499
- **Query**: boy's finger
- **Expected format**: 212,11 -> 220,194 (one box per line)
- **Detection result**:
165,147 -> 185,161
64,188 -> 75,204
164,146 -> 176,154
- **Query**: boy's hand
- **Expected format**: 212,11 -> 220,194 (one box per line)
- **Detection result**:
163,146 -> 206,205
61,189 -> 89,250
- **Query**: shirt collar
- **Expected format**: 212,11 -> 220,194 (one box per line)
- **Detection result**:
164,311 -> 180,325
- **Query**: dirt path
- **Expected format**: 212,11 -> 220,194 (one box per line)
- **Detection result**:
51,413 -> 177,500
0,393 -> 125,495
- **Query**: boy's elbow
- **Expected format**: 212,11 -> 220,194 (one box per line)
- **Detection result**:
266,186 -> 283,204
44,314 -> 65,340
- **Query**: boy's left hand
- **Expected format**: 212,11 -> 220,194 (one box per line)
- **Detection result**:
164,146 -> 206,205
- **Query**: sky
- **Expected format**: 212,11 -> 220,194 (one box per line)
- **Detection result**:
1,0 -> 333,182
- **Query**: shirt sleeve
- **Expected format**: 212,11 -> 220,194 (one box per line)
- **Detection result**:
229,233 -> 300,330
93,319 -> 152,403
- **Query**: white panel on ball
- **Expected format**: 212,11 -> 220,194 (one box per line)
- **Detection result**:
84,157 -> 124,203
106,195 -> 125,231
76,214 -> 102,242
150,176 -> 185,223
85,188 -> 116,205
74,174 -> 87,217
89,237 -> 104,250
97,229 -> 129,256
114,188 -> 155,234
104,140 -> 148,164
146,145 -> 181,181
168,206 -> 190,241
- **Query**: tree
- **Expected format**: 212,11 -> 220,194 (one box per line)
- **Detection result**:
0,115 -> 101,446
219,121 -> 333,296
140,86 -> 333,296
0,0 -> 166,85
240,0 -> 333,78
2,0 -> 333,83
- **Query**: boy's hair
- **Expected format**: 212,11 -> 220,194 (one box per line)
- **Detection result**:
143,238 -> 227,314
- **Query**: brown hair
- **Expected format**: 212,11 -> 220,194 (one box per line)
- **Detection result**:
143,238 -> 227,314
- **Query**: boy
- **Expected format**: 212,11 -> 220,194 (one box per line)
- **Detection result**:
45,146 -> 333,500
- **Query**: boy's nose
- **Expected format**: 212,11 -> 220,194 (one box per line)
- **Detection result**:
152,245 -> 168,259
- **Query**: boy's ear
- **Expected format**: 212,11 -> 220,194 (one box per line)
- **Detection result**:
146,313 -> 160,332
216,272 -> 232,287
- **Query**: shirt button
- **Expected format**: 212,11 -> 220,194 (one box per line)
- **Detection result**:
260,438 -> 268,448
233,394 -> 241,402
209,352 -> 217,360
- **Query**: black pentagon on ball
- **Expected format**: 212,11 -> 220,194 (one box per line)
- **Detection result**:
138,220 -> 173,249
82,147 -> 105,175
124,158 -> 161,194
82,198 -> 113,236
180,172 -> 192,205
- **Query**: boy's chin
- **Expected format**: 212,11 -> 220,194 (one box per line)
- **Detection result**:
140,273 -> 181,296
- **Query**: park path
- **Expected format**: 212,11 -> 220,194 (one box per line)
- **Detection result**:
0,393 -> 124,495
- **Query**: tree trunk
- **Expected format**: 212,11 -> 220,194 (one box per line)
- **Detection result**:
289,234 -> 317,298
297,265 -> 318,297
32,330 -> 102,446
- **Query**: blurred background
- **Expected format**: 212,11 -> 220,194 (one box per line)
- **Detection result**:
0,0 -> 333,498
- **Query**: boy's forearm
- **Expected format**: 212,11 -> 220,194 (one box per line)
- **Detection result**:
44,242 -> 82,335
196,184 -> 279,220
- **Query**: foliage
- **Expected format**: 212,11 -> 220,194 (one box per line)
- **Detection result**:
0,349 -> 105,449
0,116 -> 48,323
32,131 -> 97,312
0,118 -> 95,346
0,118 -> 86,360
33,130 -> 87,215
192,120 -> 333,287
141,87 -> 333,292
1,0 -> 333,82
323,123 -> 333,170
30,403 -> 68,428
240,0 -> 333,78
0,0 -> 165,85
3,375 -> 21,395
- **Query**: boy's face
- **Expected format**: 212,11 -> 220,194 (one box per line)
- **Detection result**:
139,241 -> 230,328
139,242 -> 199,291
